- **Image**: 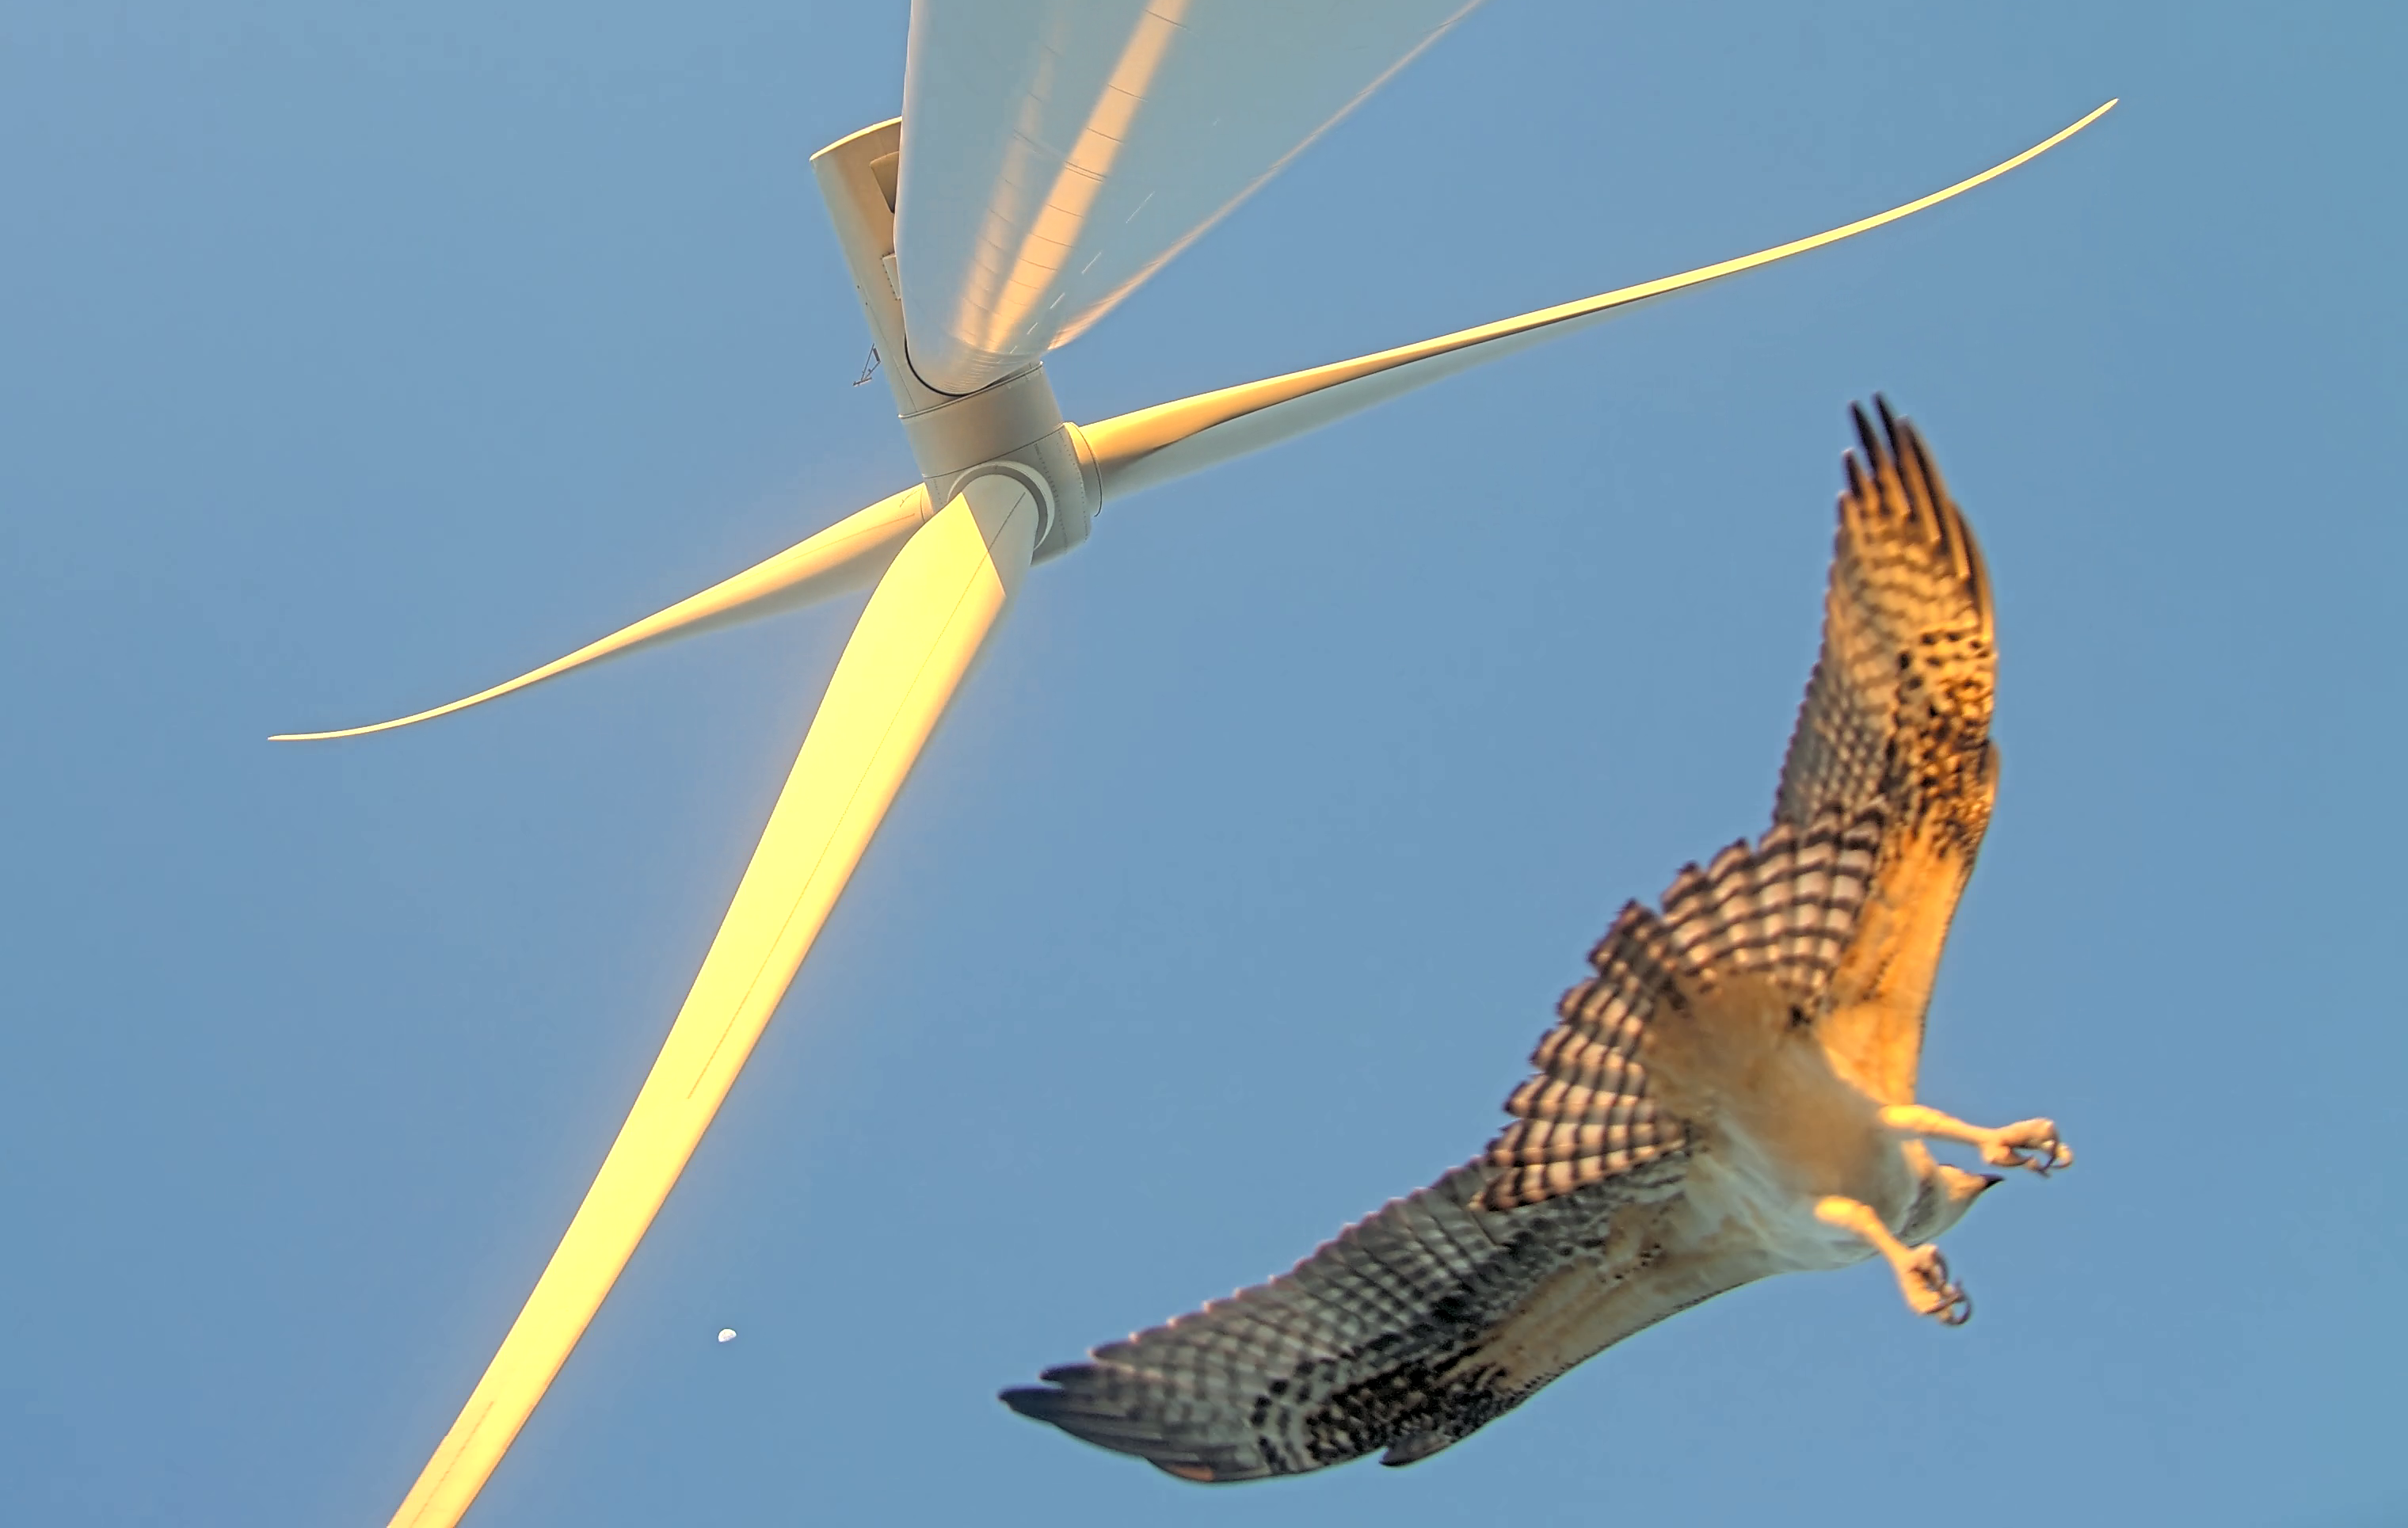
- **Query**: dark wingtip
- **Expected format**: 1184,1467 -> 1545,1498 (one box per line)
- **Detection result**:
1003,1376 -> 1241,1484
1381,1429 -> 1456,1467
1867,394 -> 1937,499
1000,1384 -> 1065,1420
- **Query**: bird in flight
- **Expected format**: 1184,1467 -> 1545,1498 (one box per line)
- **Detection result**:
1002,398 -> 2071,1481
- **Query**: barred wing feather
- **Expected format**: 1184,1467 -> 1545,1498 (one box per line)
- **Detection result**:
1000,1157 -> 1681,1480
1480,806 -> 1880,1210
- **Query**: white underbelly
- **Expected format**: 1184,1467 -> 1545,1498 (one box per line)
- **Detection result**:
1678,1128 -> 1913,1274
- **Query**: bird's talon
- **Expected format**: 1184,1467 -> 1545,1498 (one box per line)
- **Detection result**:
1981,1119 -> 2071,1177
1899,1245 -> 1968,1324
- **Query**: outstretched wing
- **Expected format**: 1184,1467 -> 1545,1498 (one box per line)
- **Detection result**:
1004,806 -> 1886,1480
1777,400 -> 1998,1102
1000,1156 -> 1688,1481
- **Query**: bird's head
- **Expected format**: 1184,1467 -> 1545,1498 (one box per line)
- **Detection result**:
1905,1160 -> 2005,1242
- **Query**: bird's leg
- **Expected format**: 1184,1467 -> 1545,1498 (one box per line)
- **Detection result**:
1815,1196 -> 1971,1326
1879,1104 -> 2073,1177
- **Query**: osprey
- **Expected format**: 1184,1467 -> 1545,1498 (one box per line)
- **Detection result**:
1003,399 -> 2071,1480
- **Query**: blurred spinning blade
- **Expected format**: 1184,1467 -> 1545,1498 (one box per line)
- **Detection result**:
896,0 -> 1482,394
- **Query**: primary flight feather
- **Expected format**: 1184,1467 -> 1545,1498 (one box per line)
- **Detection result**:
1001,398 -> 2071,1480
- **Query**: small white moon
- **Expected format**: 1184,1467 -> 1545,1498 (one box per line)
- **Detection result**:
716,1328 -> 737,1343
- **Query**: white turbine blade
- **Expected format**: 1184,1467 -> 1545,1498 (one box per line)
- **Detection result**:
1077,101 -> 2118,503
272,486 -> 930,741
379,475 -> 1040,1528
896,0 -> 1480,394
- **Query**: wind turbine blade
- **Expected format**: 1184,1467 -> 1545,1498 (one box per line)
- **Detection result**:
1076,101 -> 2118,503
896,0 -> 1480,394
272,486 -> 932,742
379,475 -> 1041,1528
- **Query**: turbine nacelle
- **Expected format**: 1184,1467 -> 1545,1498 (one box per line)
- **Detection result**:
814,119 -> 1095,563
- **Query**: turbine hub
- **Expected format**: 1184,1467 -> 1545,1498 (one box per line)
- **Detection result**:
899,364 -> 1095,563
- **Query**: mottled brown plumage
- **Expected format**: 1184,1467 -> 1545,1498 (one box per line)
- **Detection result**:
1003,400 -> 2065,1480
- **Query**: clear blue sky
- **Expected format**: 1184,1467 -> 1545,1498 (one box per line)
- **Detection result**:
6,4 -> 2402,1525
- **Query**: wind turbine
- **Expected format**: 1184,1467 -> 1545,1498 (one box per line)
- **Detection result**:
276,4 -> 2113,1524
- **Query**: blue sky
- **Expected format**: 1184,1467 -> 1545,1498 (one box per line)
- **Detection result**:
5,4 -> 2402,1525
